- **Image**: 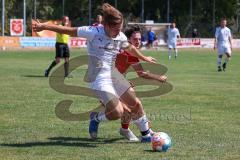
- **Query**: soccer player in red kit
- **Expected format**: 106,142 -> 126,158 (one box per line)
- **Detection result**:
115,25 -> 167,141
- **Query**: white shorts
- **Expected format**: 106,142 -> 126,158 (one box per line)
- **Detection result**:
168,42 -> 177,49
218,45 -> 231,56
90,67 -> 131,105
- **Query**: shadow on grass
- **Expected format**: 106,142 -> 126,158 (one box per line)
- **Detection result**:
0,141 -> 96,148
21,75 -> 46,78
21,75 -> 71,78
48,136 -> 140,144
0,136 -> 139,148
144,149 -> 168,153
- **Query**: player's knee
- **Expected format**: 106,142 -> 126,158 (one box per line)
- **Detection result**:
106,108 -> 123,120
105,103 -> 124,120
218,55 -> 223,58
130,98 -> 142,112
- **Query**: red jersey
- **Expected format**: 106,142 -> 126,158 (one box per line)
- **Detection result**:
115,51 -> 140,74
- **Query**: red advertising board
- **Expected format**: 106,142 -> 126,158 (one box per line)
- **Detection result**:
177,38 -> 201,48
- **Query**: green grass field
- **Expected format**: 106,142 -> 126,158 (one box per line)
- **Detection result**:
0,48 -> 240,160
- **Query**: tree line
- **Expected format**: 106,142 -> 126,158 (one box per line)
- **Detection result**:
0,0 -> 239,37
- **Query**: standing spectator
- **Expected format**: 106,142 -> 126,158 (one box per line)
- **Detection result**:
147,28 -> 155,48
192,28 -> 199,38
92,15 -> 103,26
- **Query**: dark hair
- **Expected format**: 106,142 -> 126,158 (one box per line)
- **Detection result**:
124,25 -> 141,39
101,3 -> 123,25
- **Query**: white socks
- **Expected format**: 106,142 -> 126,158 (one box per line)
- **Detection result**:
133,115 -> 150,136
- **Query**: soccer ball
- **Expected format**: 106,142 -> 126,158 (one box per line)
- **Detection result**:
151,132 -> 172,152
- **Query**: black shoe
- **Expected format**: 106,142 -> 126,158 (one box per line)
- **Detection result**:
44,70 -> 49,77
218,66 -> 222,72
222,63 -> 226,71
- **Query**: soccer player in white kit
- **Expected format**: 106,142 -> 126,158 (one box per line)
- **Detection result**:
167,22 -> 181,59
33,3 -> 157,142
214,18 -> 233,72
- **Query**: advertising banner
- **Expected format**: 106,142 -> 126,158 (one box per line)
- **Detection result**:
177,38 -> 201,48
0,37 -> 20,47
70,38 -> 87,48
20,37 -> 56,47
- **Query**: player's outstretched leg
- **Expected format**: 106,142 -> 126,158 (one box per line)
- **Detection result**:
120,88 -> 152,143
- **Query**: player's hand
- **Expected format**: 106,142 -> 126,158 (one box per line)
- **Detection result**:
158,75 -> 167,82
144,56 -> 157,64
32,19 -> 45,32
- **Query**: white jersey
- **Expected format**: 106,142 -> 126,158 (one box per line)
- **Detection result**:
215,26 -> 231,47
167,28 -> 180,43
77,26 -> 131,104
77,26 -> 127,69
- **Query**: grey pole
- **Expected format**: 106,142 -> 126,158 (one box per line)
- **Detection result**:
2,0 -> 5,36
62,0 -> 65,16
141,0 -> 144,23
237,0 -> 240,31
24,0 -> 26,36
190,0 -> 192,23
213,0 -> 215,29
89,0 -> 92,25
115,0 -> 117,8
167,0 -> 170,23
34,0 -> 36,19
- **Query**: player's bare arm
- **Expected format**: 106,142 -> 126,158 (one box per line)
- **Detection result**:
131,63 -> 167,82
32,20 -> 78,37
124,44 -> 157,64
140,71 -> 167,82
